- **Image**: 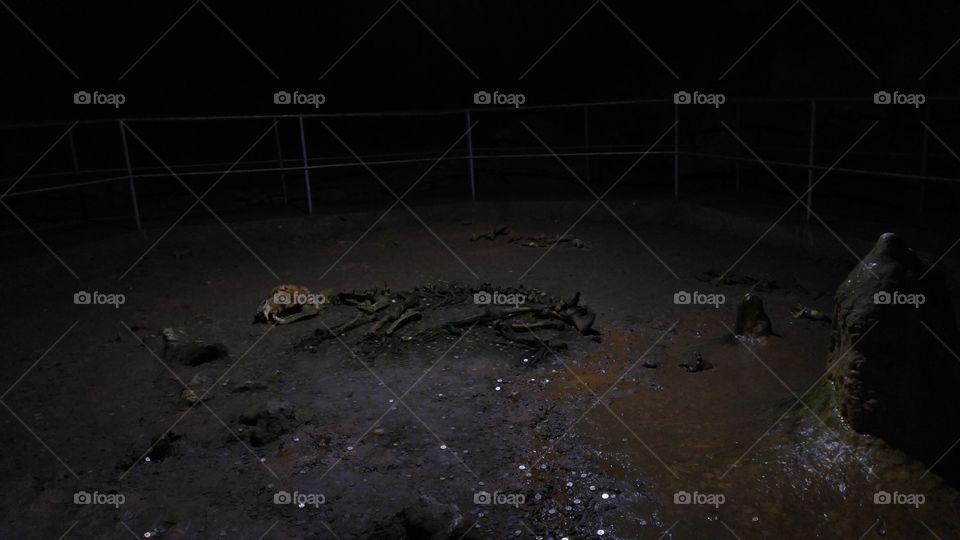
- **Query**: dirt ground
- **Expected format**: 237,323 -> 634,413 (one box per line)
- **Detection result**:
2,199 -> 959,539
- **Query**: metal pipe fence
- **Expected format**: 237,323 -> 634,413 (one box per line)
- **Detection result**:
1,97 -> 957,230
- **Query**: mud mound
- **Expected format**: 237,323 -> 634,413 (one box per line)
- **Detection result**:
828,232 -> 960,481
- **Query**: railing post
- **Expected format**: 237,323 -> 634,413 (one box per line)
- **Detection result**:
298,116 -> 312,215
583,106 -> 592,184
673,102 -> 679,200
918,103 -> 930,218
806,101 -> 816,224
274,121 -> 288,207
119,120 -> 141,230
734,102 -> 741,193
465,109 -> 476,200
68,126 -> 87,219
68,129 -> 80,176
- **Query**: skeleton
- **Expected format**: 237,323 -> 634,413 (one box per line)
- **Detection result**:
281,283 -> 599,362
254,284 -> 328,325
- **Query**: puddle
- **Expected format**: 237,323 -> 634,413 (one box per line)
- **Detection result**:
543,319 -> 960,538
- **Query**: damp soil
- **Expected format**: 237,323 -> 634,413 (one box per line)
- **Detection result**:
1,200 -> 959,539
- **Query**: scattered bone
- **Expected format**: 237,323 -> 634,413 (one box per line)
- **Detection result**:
508,320 -> 567,332
790,304 -> 831,322
696,269 -> 778,291
469,224 -> 509,241
469,224 -> 585,248
509,233 -> 584,248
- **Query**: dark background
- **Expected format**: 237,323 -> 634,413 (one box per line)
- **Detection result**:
2,1 -> 957,117
3,1 -> 957,117
1,1 -> 959,237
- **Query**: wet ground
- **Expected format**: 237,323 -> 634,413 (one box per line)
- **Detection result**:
1,199 -> 959,538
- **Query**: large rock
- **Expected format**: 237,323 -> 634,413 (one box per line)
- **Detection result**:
734,293 -> 773,338
828,233 -> 960,476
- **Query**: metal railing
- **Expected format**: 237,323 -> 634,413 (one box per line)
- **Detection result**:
1,96 -> 957,230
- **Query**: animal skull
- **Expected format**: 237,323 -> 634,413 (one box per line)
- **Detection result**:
255,284 -> 326,325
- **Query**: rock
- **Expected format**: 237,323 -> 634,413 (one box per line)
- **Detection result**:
569,307 -> 596,335
828,233 -> 960,478
734,293 -> 773,338
239,400 -> 296,447
162,328 -> 228,366
364,495 -> 476,540
679,351 -> 713,372
403,495 -> 464,540
181,373 -> 215,406
229,380 -> 268,393
179,388 -> 208,406
188,373 -> 212,387
239,400 -> 294,424
146,431 -> 180,461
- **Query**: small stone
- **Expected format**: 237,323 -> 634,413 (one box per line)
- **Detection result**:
162,328 -> 228,366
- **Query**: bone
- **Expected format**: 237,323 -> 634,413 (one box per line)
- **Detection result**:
334,312 -> 378,334
357,295 -> 394,314
386,310 -> 422,336
508,320 -> 567,332
273,304 -> 321,325
444,306 -> 538,331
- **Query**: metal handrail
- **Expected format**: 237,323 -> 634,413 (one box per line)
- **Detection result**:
2,95 -> 954,229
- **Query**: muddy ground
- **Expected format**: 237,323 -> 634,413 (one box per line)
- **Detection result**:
2,200 -> 959,539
